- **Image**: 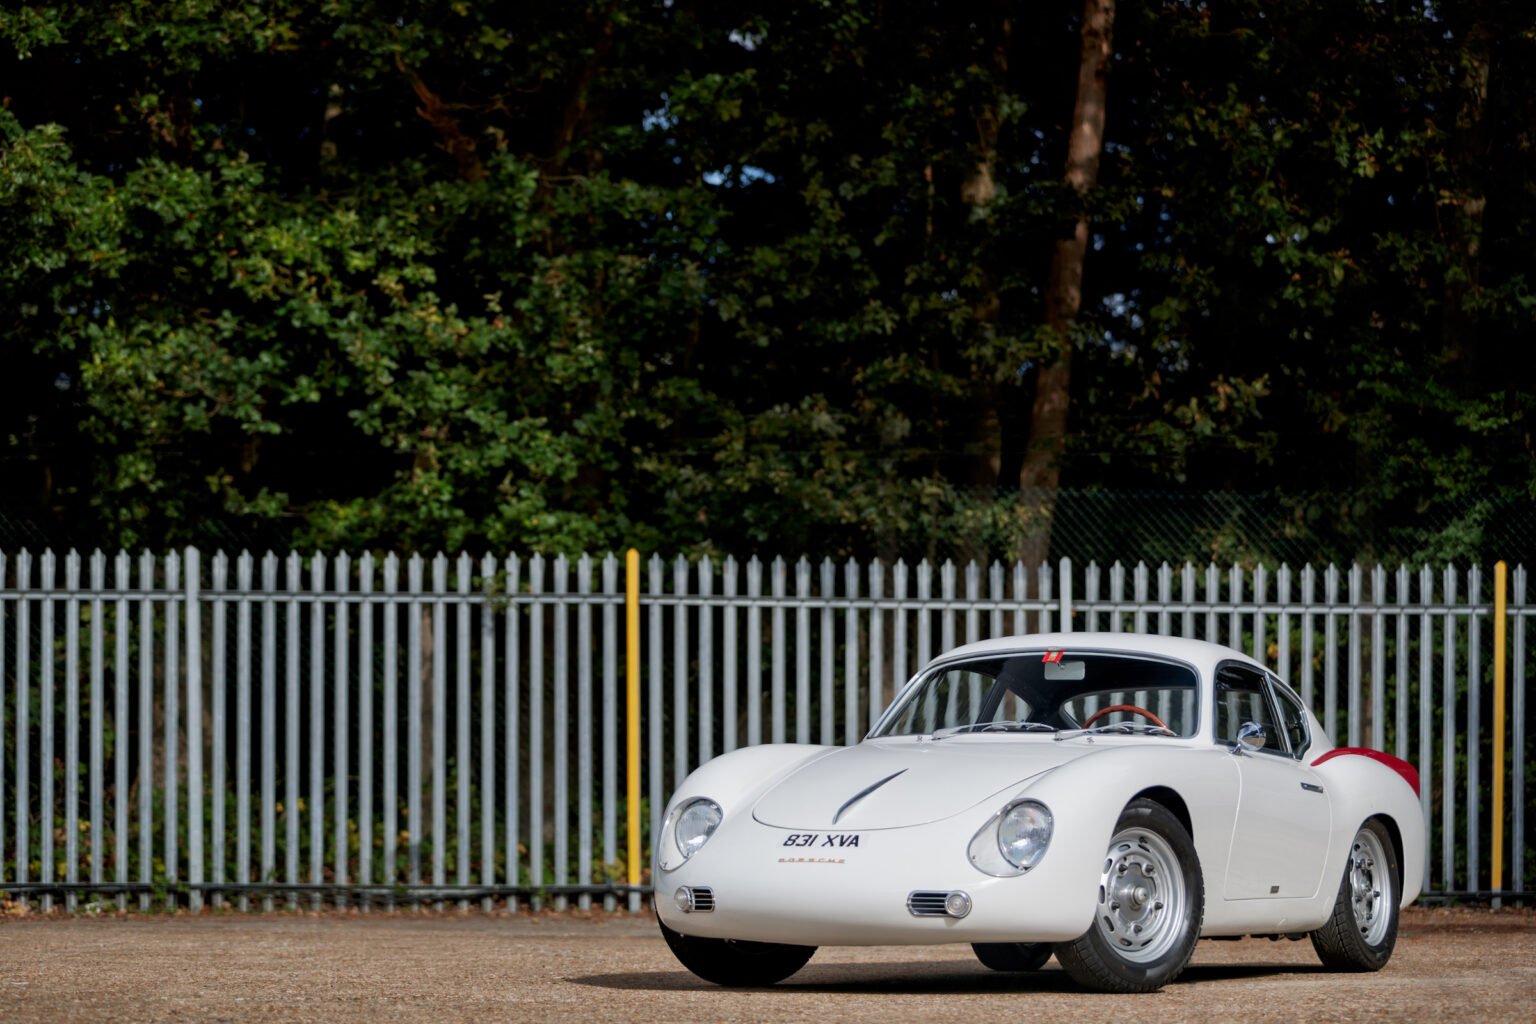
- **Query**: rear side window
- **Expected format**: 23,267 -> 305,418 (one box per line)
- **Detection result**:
1269,678 -> 1311,758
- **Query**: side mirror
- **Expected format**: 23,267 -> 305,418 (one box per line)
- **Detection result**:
1232,720 -> 1266,755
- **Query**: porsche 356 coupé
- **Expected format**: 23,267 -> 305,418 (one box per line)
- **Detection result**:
654,633 -> 1424,992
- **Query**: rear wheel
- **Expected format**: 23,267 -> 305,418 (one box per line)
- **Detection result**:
971,942 -> 1052,972
1054,798 -> 1204,993
658,919 -> 816,987
1310,818 -> 1399,971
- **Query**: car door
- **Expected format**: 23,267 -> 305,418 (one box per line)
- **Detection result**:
1215,663 -> 1332,900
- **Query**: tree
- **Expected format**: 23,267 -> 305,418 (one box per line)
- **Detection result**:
2,2 -> 1531,565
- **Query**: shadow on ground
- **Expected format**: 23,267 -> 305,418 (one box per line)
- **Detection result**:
568,959 -> 1326,993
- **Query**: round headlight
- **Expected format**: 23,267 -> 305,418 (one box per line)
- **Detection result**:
673,798 -> 722,860
997,800 -> 1053,870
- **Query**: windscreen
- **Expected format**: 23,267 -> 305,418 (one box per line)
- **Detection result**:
872,650 -> 1200,738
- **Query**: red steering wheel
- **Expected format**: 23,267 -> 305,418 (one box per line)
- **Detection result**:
1081,703 -> 1170,731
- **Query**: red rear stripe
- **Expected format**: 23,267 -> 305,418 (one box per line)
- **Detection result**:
1311,747 -> 1421,797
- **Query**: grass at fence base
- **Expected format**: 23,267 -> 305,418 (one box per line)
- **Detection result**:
1,778 -> 652,911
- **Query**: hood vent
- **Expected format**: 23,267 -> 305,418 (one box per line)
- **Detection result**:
833,770 -> 908,824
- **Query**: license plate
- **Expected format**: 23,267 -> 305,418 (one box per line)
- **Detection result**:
780,832 -> 862,849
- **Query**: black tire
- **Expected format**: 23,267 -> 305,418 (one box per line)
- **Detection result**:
1310,818 -> 1400,971
972,942 -> 1053,972
658,918 -> 816,987
1053,798 -> 1204,993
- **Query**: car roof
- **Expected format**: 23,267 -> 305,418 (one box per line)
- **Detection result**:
929,632 -> 1271,678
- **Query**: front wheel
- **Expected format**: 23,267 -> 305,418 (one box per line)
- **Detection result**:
971,942 -> 1052,972
1053,798 -> 1204,993
1310,818 -> 1400,971
658,919 -> 816,987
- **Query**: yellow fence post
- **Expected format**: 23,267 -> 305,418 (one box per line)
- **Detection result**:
1493,561 -> 1507,897
625,549 -> 642,909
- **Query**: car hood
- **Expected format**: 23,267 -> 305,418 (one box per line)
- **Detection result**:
750,739 -> 1081,830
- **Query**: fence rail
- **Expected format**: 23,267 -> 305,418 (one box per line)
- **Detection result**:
0,548 -> 1530,912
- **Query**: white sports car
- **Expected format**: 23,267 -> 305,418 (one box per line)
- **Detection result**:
654,633 -> 1425,992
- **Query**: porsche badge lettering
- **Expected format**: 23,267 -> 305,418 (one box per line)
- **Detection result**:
782,833 -> 862,849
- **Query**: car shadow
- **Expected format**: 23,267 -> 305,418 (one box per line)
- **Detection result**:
1176,961 -> 1330,984
567,960 -> 1329,994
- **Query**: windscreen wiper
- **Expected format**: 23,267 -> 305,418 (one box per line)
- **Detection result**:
1054,723 -> 1178,741
932,720 -> 1057,739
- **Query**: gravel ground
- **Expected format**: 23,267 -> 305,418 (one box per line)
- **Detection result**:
1,905 -> 1531,1023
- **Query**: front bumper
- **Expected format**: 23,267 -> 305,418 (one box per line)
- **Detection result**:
654,818 -> 1094,946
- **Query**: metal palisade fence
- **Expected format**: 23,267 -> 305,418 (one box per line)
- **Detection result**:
0,548 -> 1530,911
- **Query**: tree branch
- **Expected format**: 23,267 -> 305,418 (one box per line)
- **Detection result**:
396,55 -> 487,183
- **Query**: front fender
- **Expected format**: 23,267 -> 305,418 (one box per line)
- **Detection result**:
996,743 -> 1239,934
654,744 -> 836,873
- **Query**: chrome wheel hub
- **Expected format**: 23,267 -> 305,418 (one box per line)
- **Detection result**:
1093,828 -> 1186,964
1348,827 -> 1393,946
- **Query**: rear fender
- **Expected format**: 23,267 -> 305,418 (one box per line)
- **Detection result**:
1310,749 -> 1426,906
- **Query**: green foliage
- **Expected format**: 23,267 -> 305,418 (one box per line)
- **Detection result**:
1,1 -> 1532,561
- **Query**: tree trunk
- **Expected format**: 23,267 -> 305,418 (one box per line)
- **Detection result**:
1016,0 -> 1115,569
955,13 -> 1012,564
549,11 -> 616,169
963,106 -> 1004,497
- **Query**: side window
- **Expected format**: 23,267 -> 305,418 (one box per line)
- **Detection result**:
1213,663 -> 1285,756
1269,677 -> 1310,758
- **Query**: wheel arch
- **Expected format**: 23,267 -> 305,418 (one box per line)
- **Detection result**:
1367,812 -> 1406,887
1133,785 -> 1193,843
